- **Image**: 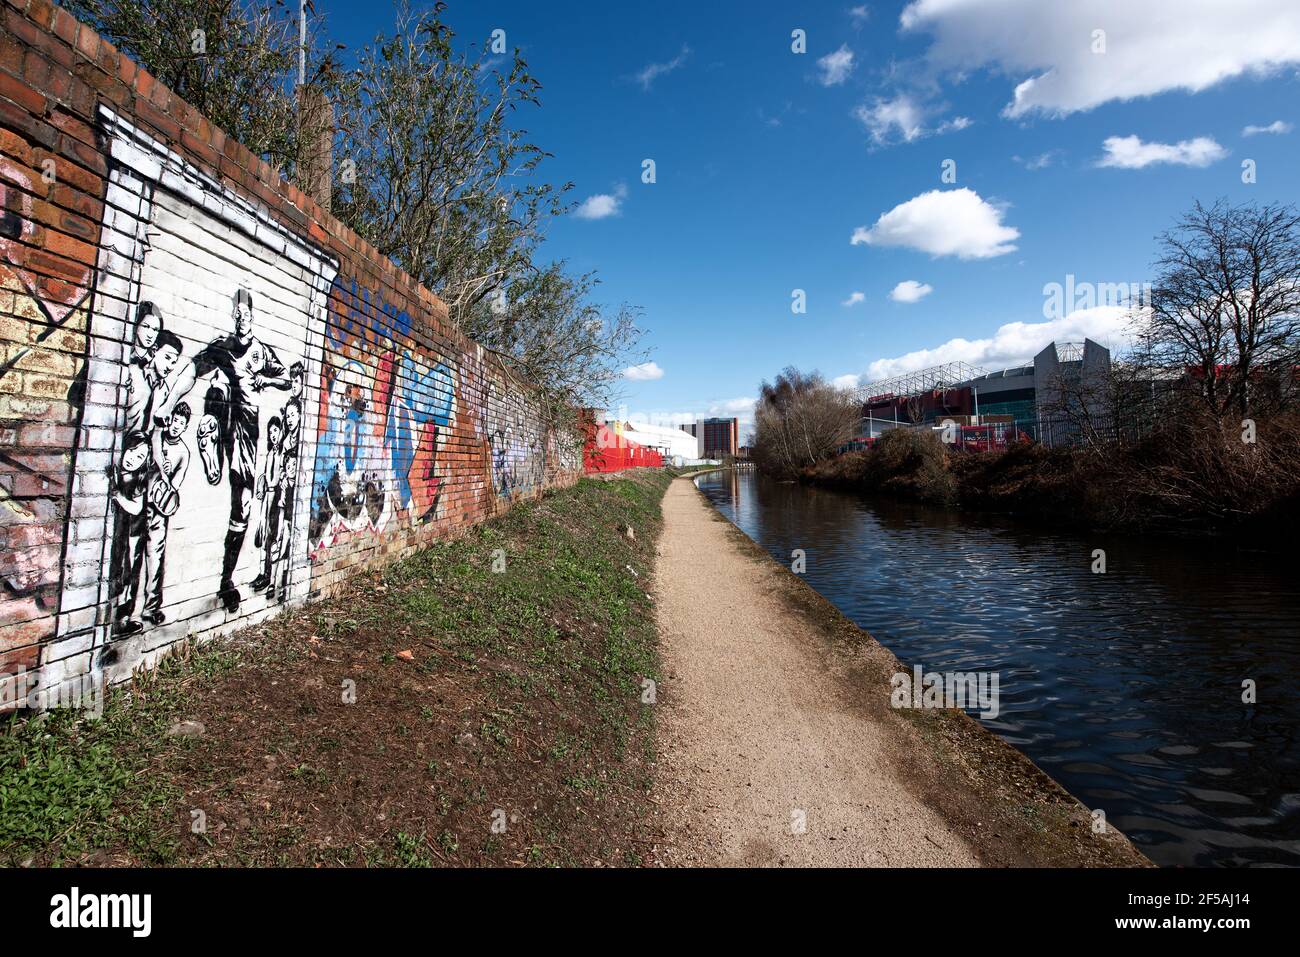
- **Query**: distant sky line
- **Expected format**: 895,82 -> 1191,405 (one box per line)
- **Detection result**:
322,1 -> 1300,436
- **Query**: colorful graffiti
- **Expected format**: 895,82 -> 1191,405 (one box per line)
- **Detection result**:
0,168 -> 98,673
1,23 -> 582,708
309,278 -> 456,550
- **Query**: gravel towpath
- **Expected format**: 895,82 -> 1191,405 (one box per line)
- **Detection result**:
651,476 -> 980,867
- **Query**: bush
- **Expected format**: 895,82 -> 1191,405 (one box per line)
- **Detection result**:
803,411 -> 1300,543
804,429 -> 956,505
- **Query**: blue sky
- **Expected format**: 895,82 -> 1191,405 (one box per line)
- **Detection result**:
324,0 -> 1300,436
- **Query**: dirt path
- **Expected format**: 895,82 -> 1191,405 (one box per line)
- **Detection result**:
651,475 -> 980,867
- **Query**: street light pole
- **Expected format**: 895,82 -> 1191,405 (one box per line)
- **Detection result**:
299,0 -> 307,87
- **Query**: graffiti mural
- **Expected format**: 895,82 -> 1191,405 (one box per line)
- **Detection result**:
2,4 -> 585,708
0,164 -> 99,674
309,278 -> 455,551
482,375 -> 547,502
40,107 -> 337,692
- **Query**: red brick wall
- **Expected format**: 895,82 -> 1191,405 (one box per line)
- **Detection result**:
0,0 -> 581,709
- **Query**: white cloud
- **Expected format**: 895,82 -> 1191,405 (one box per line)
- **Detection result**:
1013,150 -> 1059,170
852,188 -> 1019,259
833,373 -> 862,390
842,291 -> 866,307
629,397 -> 759,435
635,45 -> 691,90
853,94 -> 971,146
818,45 -> 856,86
623,361 -> 664,381
1243,120 -> 1293,136
899,0 -> 1300,118
862,306 -> 1139,380
854,94 -> 925,144
1097,134 -> 1227,169
849,5 -> 871,24
573,183 -> 628,220
712,397 -> 756,416
890,280 -> 934,303
707,397 -> 758,434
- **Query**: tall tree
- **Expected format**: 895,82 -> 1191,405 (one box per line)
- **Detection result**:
331,3 -> 569,326
460,262 -> 648,417
753,368 -> 859,476
1143,200 -> 1300,416
64,0 -> 340,174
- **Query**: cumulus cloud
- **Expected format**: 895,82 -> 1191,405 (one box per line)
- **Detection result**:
573,183 -> 628,220
623,361 -> 664,381
899,0 -> 1300,118
1097,135 -> 1227,169
833,373 -> 862,390
712,397 -> 756,417
842,291 -> 866,307
890,280 -> 934,303
854,94 -> 926,144
853,95 -> 971,145
862,306 -> 1140,380
817,45 -> 856,86
1243,120 -> 1293,136
851,188 -> 1019,259
635,45 -> 691,90
849,5 -> 871,24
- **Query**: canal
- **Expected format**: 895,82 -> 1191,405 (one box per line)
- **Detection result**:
695,469 -> 1300,867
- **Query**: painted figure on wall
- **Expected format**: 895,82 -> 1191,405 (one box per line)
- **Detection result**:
106,430 -> 150,637
108,311 -> 186,638
142,400 -> 190,625
310,358 -> 385,544
256,391 -> 302,600
382,352 -> 454,521
253,413 -> 284,594
153,288 -> 290,613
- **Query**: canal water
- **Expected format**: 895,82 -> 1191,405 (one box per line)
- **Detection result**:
695,469 -> 1300,868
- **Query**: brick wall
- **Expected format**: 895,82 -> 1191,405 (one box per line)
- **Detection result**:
0,0 -> 582,708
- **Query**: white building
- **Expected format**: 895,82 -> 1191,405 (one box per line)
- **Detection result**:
622,420 -> 702,460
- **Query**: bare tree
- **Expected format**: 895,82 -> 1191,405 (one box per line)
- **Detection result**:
753,368 -> 859,477
461,262 -> 649,421
1142,200 -> 1300,417
332,3 -> 569,327
905,392 -> 925,425
65,0 -> 341,175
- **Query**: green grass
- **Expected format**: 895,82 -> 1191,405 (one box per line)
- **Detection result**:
1,468 -> 675,867
0,645 -> 242,864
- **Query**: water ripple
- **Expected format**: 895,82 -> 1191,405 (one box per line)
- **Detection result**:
697,471 -> 1300,867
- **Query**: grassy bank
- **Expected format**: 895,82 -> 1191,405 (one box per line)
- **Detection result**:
1,470 -> 671,867
802,416 -> 1300,542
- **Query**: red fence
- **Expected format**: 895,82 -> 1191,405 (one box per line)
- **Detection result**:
582,422 -> 665,473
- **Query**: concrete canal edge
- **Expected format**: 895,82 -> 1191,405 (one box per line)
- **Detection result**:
653,471 -> 1151,867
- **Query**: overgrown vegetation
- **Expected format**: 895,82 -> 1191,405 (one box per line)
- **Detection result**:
1,471 -> 673,867
802,411 -> 1300,541
69,0 -> 647,418
809,428 -> 955,506
752,367 -> 859,478
64,0 -> 334,173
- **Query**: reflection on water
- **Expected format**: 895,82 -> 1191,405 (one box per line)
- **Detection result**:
696,469 -> 1300,868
